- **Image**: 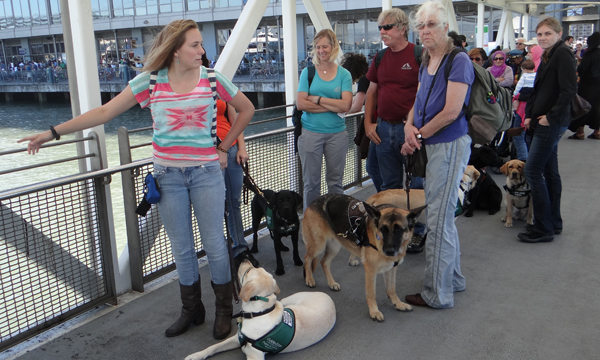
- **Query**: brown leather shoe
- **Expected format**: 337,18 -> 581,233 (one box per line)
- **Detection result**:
405,293 -> 430,307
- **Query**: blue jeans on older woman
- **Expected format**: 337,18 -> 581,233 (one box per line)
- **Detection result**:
523,123 -> 567,237
422,134 -> 471,308
154,162 -> 231,286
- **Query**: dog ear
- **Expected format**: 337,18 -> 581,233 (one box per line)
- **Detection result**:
499,162 -> 509,175
472,168 -> 481,183
407,205 -> 427,228
294,192 -> 303,208
239,280 -> 257,302
363,202 -> 381,225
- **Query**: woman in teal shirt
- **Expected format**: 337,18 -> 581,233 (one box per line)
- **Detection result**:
296,29 -> 353,211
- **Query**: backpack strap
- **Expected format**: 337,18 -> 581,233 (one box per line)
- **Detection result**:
443,48 -> 469,119
148,70 -> 158,96
375,48 -> 387,69
307,65 -> 315,92
206,67 -> 218,147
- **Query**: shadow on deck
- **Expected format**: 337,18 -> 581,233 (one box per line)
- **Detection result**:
4,129 -> 600,360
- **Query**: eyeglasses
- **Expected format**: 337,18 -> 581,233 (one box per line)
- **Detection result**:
416,21 -> 440,30
378,23 -> 397,31
493,57 -> 505,61
470,57 -> 482,61
516,42 -> 524,45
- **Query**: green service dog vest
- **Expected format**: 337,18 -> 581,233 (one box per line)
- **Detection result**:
238,308 -> 296,354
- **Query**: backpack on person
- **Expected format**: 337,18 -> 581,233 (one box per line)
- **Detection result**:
444,48 -> 513,145
292,66 -> 315,153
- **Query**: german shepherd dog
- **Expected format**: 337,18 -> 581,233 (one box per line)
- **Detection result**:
303,194 -> 426,321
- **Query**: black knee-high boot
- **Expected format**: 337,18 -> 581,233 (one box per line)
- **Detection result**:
165,278 -> 205,337
211,281 -> 233,340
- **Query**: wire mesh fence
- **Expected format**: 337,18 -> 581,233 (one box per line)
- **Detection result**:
121,114 -> 369,287
0,177 -> 116,351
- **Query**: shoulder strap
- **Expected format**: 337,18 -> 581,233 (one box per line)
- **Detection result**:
305,65 -> 316,95
206,67 -> 218,147
443,48 -> 469,120
414,45 -> 424,66
375,48 -> 387,69
148,71 -> 158,96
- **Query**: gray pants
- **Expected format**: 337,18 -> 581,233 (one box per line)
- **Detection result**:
298,128 -> 348,211
422,134 -> 471,308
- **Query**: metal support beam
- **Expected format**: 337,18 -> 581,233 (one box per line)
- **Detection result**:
477,1 -> 485,48
214,0 -> 271,80
303,0 -> 333,32
382,0 -> 392,11
496,8 -> 509,47
523,13 -> 530,40
442,0 -> 460,32
283,0 -> 298,126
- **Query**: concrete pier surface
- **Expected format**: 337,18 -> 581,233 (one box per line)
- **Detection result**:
4,129 -> 600,360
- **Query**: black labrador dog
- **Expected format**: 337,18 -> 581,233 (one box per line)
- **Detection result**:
465,145 -> 503,217
245,179 -> 303,276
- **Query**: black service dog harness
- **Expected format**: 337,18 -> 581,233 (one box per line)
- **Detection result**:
265,207 -> 298,236
325,197 -> 378,251
503,182 -> 531,209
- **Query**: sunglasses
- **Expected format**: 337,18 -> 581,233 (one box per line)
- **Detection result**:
494,57 -> 505,61
416,21 -> 440,31
516,42 -> 524,45
378,23 -> 397,31
470,57 -> 482,61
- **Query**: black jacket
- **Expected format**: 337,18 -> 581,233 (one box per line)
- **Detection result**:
525,41 -> 577,128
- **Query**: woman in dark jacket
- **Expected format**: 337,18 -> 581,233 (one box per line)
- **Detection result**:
568,32 -> 600,139
521,17 -> 577,243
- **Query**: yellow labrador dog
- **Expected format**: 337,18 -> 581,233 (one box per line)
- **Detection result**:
500,160 -> 533,227
185,261 -> 336,360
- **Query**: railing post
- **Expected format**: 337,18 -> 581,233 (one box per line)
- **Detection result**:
118,126 -> 145,292
94,175 -> 118,305
355,114 -> 363,187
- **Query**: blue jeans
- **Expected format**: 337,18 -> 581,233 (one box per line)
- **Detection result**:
223,144 -> 250,257
154,162 -> 231,286
512,113 -> 528,161
366,141 -> 383,193
422,134 -> 471,308
524,123 -> 568,235
374,119 -> 406,190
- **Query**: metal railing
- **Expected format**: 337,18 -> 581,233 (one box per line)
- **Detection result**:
0,107 -> 368,351
0,133 -> 117,352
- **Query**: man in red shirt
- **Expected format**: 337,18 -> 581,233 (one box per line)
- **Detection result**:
364,8 -> 426,253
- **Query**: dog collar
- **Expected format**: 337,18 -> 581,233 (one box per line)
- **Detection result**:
250,295 -> 271,302
232,305 -> 276,319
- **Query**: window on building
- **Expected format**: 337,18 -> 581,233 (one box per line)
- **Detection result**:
49,0 -> 61,24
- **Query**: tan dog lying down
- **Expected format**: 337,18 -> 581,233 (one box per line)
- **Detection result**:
185,260 -> 336,360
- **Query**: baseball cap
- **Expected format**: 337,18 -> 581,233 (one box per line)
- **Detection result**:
508,49 -> 523,58
524,38 -> 538,46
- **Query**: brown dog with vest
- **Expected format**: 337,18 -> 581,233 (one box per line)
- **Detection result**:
500,159 -> 533,227
302,193 -> 426,321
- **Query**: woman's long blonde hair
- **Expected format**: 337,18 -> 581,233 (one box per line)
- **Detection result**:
310,29 -> 340,66
143,19 -> 198,72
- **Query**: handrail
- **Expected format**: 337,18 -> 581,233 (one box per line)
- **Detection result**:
0,158 -> 151,200
0,136 -> 94,156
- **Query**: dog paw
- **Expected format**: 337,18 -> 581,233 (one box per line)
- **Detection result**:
395,302 -> 413,312
275,267 -> 286,276
280,244 -> 290,252
348,257 -> 360,266
294,258 -> 303,266
504,222 -> 513,228
185,353 -> 205,360
305,279 -> 316,288
370,310 -> 385,322
501,216 -> 507,222
329,282 -> 341,291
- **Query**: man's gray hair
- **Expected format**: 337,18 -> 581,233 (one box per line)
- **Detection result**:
378,8 -> 409,40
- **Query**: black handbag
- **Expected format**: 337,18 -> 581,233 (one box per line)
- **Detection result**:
571,94 -> 591,120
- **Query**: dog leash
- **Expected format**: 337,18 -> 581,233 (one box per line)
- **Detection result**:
404,146 -> 414,210
223,201 -> 241,303
243,163 -> 272,207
